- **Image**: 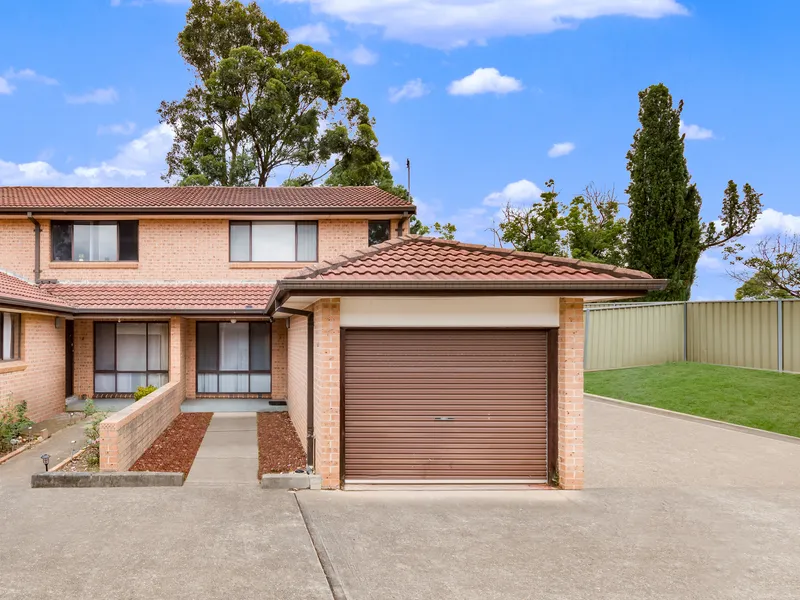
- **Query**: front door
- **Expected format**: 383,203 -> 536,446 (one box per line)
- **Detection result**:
65,319 -> 74,397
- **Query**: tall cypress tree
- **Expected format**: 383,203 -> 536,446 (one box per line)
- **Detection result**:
626,83 -> 701,301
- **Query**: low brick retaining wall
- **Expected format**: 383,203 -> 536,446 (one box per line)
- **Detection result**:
98,381 -> 183,472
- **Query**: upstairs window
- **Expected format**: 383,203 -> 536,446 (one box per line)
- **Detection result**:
229,221 -> 318,262
1,312 -> 21,361
52,221 -> 139,262
368,220 -> 391,246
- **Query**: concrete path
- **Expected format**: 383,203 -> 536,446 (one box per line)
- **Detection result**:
185,412 -> 259,487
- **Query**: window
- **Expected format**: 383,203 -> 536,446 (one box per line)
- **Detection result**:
52,221 -> 139,262
368,220 -> 391,246
229,221 -> 318,262
94,322 -> 169,393
0,312 -> 21,361
196,322 -> 271,393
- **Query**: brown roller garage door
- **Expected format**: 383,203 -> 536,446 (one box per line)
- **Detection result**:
342,328 -> 549,483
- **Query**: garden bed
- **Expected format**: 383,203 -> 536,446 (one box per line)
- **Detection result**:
57,447 -> 99,473
258,412 -> 306,477
130,412 -> 213,476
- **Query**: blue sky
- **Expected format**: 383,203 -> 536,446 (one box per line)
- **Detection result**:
1,0 -> 798,299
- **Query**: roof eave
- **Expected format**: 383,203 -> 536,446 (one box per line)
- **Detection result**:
0,206 -> 417,217
265,279 -> 669,315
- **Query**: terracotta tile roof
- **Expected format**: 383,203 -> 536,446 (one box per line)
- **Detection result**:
0,186 -> 414,212
0,270 -> 71,309
284,236 -> 655,282
41,283 -> 274,313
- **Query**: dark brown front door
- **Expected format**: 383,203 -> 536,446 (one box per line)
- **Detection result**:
65,319 -> 74,397
342,328 -> 548,482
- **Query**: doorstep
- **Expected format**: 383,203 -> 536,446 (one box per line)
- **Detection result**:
181,398 -> 287,413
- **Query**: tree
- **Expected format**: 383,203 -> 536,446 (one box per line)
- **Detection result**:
492,180 -> 566,256
626,84 -> 762,301
563,184 -> 627,266
625,84 -> 701,301
159,0 -> 379,186
732,235 -> 799,299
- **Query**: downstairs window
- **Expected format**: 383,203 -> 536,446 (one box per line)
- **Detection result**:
0,312 -> 21,361
94,322 -> 169,393
196,322 -> 271,393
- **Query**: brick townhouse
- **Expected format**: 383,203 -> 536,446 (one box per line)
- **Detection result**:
0,186 -> 665,488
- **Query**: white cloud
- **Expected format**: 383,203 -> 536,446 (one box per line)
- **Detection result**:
289,23 -> 333,45
548,142 -> 575,157
0,77 -> 13,95
483,179 -> 543,207
4,68 -> 58,86
750,208 -> 800,237
383,155 -> 401,172
448,68 -> 523,96
350,44 -> 379,66
65,87 -> 119,105
279,0 -> 688,48
697,252 -> 726,272
680,120 -> 714,140
0,124 -> 173,186
389,78 -> 430,103
97,121 -> 137,136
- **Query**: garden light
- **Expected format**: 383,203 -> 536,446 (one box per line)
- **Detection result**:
40,454 -> 50,471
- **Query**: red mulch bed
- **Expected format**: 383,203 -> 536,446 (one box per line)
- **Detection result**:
130,413 -> 212,476
258,412 -> 307,476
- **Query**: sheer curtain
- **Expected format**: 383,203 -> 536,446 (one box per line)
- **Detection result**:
252,222 -> 295,261
219,323 -> 249,392
296,222 -> 318,261
116,323 -> 147,392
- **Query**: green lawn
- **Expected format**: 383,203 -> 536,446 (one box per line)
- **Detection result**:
585,362 -> 800,438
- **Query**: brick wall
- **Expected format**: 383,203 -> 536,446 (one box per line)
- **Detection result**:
98,317 -> 186,471
558,298 -> 585,490
74,319 -> 93,398
0,313 -> 65,423
0,218 -> 375,283
312,299 -> 341,489
286,315 -> 308,452
271,322 -> 288,400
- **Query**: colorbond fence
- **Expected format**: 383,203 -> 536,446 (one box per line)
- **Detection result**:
585,300 -> 800,374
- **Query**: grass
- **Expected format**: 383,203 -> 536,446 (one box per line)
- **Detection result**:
585,362 -> 800,438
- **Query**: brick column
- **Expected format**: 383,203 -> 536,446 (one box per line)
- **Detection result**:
313,299 -> 341,489
169,316 -> 186,388
558,298 -> 584,490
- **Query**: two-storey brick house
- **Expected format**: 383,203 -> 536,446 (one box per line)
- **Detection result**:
0,186 -> 665,489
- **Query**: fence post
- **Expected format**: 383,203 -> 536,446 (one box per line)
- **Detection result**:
683,302 -> 688,362
778,299 -> 784,372
584,307 -> 590,370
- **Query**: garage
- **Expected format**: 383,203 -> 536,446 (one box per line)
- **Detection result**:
342,328 -> 551,484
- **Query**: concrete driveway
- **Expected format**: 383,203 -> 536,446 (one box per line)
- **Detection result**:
2,398 -> 799,599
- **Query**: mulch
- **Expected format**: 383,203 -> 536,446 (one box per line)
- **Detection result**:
130,413 -> 213,476
258,412 -> 307,476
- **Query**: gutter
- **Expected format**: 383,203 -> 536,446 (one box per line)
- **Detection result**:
2,206 -> 417,217
272,305 -> 315,475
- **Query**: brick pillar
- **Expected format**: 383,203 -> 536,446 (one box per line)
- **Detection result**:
558,298 -> 584,490
73,319 -> 94,398
169,316 -> 186,386
313,299 -> 341,489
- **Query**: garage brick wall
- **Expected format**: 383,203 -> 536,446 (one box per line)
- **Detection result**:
558,298 -> 585,490
313,298 -> 341,489
287,315 -> 308,452
0,313 -> 65,423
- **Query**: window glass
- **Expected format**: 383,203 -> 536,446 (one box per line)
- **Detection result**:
252,222 -> 295,261
219,323 -> 249,371
249,322 -> 270,371
219,373 -> 249,393
250,374 -> 271,393
116,323 -> 147,371
2,313 -> 12,360
296,222 -> 318,261
230,223 -> 251,261
117,373 -> 147,393
94,374 -> 116,393
118,221 -> 139,261
197,323 -> 219,371
197,374 -> 218,393
94,322 -> 116,371
74,223 -> 118,262
147,373 -> 169,388
147,323 -> 169,371
368,221 -> 391,246
51,222 -> 73,261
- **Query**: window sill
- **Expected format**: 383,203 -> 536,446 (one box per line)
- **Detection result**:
49,261 -> 139,269
228,262 -> 317,269
0,361 -> 27,374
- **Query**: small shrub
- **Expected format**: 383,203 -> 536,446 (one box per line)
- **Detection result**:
83,398 -> 97,417
83,411 -> 108,469
0,397 -> 34,454
134,385 -> 157,401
